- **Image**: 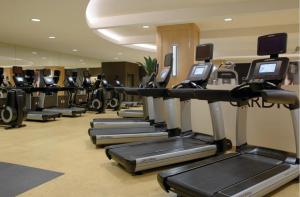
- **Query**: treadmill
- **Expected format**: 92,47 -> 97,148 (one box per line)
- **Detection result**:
90,54 -> 171,129
89,54 -> 173,145
105,44 -> 232,174
12,67 -> 61,121
41,70 -> 86,117
158,33 -> 299,197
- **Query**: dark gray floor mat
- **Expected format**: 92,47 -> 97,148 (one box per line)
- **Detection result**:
0,162 -> 63,196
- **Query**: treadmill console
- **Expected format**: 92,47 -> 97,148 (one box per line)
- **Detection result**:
156,53 -> 173,86
67,76 -> 76,87
188,64 -> 213,83
157,67 -> 170,83
247,33 -> 289,85
187,43 -> 214,84
43,77 -> 55,87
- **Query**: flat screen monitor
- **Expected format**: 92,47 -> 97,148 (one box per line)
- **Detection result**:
259,63 -> 277,73
257,33 -> 287,55
196,44 -> 213,61
164,53 -> 173,67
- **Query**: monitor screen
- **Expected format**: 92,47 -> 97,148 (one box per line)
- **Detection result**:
257,33 -> 287,55
259,63 -> 277,73
164,53 -> 173,67
193,66 -> 205,75
68,77 -> 74,82
161,71 -> 167,79
16,77 -> 24,82
196,44 -> 213,61
44,77 -> 54,84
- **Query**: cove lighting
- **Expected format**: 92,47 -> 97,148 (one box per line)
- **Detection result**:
97,29 -> 122,42
132,44 -> 157,50
48,36 -> 56,39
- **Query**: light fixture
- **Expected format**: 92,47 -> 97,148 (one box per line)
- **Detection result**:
72,49 -> 79,52
32,51 -> 38,55
117,52 -> 123,56
41,57 -> 47,60
97,29 -> 122,42
114,57 -> 119,60
79,59 -> 84,62
31,18 -> 41,22
48,36 -> 56,39
142,25 -> 150,29
224,18 -> 233,22
132,43 -> 157,50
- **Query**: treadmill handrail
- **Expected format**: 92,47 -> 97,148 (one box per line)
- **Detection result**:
260,89 -> 299,108
168,86 -> 299,107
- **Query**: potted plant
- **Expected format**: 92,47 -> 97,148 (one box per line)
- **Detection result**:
137,56 -> 158,76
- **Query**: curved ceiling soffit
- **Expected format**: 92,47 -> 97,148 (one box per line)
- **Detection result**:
85,0 -> 157,52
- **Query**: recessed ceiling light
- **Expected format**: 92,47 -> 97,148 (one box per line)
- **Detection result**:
142,25 -> 150,29
72,49 -> 79,52
48,36 -> 56,39
31,18 -> 41,22
32,51 -> 38,55
224,18 -> 233,22
79,59 -> 84,62
117,52 -> 123,55
114,57 -> 119,60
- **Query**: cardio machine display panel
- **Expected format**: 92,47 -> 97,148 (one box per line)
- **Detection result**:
188,64 -> 212,82
44,77 -> 54,85
253,61 -> 281,77
15,77 -> 24,82
250,59 -> 289,83
157,67 -> 171,83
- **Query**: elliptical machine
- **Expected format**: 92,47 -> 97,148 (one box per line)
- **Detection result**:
90,74 -> 106,113
0,68 -> 26,129
106,78 -> 123,111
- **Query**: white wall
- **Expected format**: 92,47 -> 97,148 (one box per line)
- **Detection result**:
191,85 -> 299,153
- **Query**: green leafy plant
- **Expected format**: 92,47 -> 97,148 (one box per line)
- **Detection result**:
137,56 -> 158,76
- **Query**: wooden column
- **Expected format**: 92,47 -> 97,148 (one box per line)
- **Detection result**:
156,23 -> 200,87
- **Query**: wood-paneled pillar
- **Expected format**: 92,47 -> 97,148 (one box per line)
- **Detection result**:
156,23 -> 200,87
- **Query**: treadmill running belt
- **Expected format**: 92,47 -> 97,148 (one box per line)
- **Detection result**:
109,137 -> 209,159
167,154 -> 284,197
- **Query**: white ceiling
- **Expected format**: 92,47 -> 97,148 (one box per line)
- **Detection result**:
0,0 -> 154,64
0,0 -> 299,66
87,0 -> 299,60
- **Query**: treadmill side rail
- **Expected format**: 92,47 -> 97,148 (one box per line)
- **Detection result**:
95,132 -> 168,145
